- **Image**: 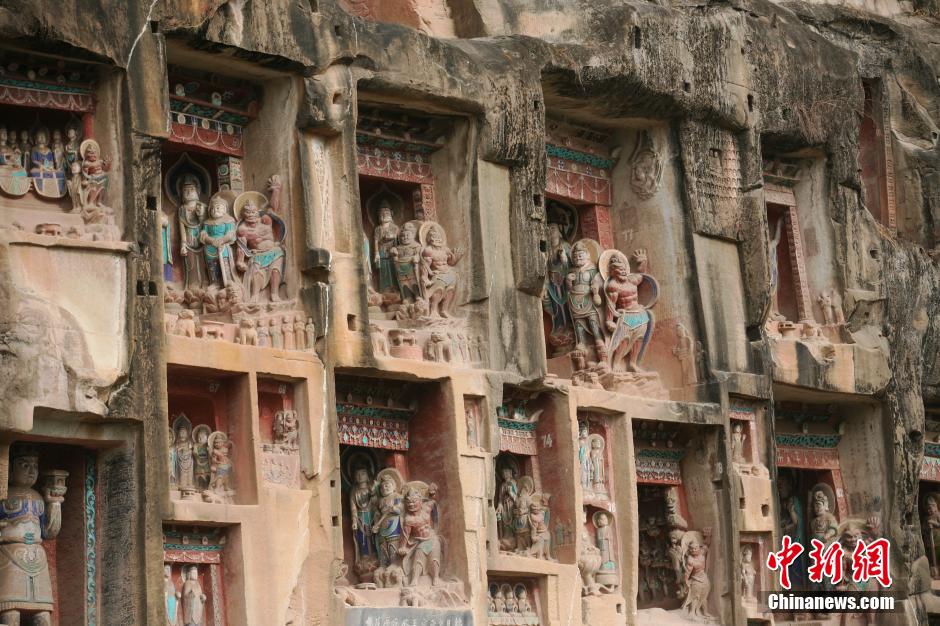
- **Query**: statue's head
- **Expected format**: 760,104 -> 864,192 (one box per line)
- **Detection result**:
81,140 -> 99,162
732,423 -> 743,435
181,177 -> 200,202
241,200 -> 260,222
404,486 -> 422,511
52,129 -> 62,142
186,565 -> 198,580
596,512 -> 609,527
609,253 -> 630,279
579,422 -> 588,437
34,127 -> 49,145
501,467 -> 513,480
429,225 -> 444,246
400,222 -> 416,244
665,486 -> 679,508
176,424 -> 191,443
9,443 -> 39,488
687,539 -> 702,556
19,130 -> 29,141
928,494 -> 939,515
0,126 -> 7,142
591,437 -> 602,450
380,475 -> 396,496
548,223 -> 562,244
354,468 -> 370,484
571,243 -> 590,267
741,544 -> 753,560
812,490 -> 830,515
164,564 -> 172,578
378,203 -> 392,223
196,429 -> 208,444
669,529 -> 684,546
778,472 -> 792,499
209,197 -> 228,219
66,126 -> 78,140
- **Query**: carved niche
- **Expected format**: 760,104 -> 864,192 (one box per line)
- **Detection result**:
163,526 -> 228,626
161,68 -> 313,354
334,375 -> 469,610
356,105 -> 485,368
0,51 -> 121,241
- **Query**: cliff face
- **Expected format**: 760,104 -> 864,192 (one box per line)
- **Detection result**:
0,0 -> 937,624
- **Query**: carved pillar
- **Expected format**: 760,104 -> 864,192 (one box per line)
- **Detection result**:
217,156 -> 245,193
413,183 -> 437,221
831,469 -> 849,519
782,206 -> 814,322
577,204 -> 613,248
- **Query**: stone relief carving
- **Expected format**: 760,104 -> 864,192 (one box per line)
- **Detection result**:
163,157 -> 315,354
629,130 -> 664,201
560,241 -> 666,397
0,444 -> 68,626
495,463 -> 554,561
338,466 -> 467,609
169,414 -> 235,504
740,544 -> 757,603
487,582 -> 539,625
1,118 -> 120,241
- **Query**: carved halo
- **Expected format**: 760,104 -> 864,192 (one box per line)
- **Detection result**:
207,431 -> 231,454
171,413 -> 193,435
598,249 -> 630,282
399,219 -> 422,242
403,480 -> 430,499
513,583 -> 528,600
418,220 -> 447,247
679,529 -> 705,554
78,138 -> 100,160
571,238 -> 602,266
496,455 -> 521,480
340,448 -> 378,489
807,482 -> 837,517
233,190 -> 269,218
374,467 -> 405,495
592,509 -> 613,528
499,583 -> 514,601
587,433 -> 606,452
164,153 -> 212,205
546,199 -> 579,242
923,491 -> 940,513
365,184 -> 405,228
192,424 -> 212,444
516,475 -> 536,497
207,190 -> 238,218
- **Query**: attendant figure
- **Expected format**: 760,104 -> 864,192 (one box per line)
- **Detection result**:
235,177 -> 286,302
373,201 -> 400,295
177,176 -> 207,291
79,139 -> 111,208
391,221 -> 421,303
421,223 -> 463,317
181,566 -> 206,626
0,444 -> 68,626
199,195 -> 237,288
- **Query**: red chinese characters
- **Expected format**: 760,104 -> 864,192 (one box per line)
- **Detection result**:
766,535 -> 804,590
850,538 -> 891,587
807,538 -> 844,584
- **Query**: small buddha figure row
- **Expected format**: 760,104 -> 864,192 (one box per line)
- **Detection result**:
0,123 -> 114,226
0,124 -> 81,172
168,308 -> 317,353
487,583 -> 538,625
